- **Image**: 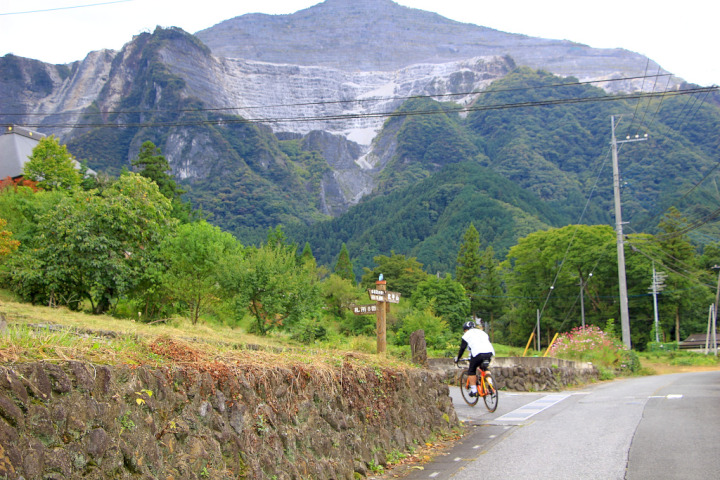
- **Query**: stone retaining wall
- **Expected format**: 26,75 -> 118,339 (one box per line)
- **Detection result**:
0,361 -> 458,479
429,356 -> 599,392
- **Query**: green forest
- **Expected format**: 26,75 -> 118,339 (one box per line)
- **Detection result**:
3,67 -> 720,354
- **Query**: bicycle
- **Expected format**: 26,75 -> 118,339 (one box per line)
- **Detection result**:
456,358 -> 499,412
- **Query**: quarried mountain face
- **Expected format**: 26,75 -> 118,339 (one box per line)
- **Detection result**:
196,0 -> 669,87
1,28 -> 514,216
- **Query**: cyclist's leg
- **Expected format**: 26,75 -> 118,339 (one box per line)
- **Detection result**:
477,354 -> 493,394
467,356 -> 483,395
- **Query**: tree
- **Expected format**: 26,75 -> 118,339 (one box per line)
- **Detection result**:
159,221 -> 241,324
476,245 -> 506,335
698,241 -> 720,271
456,223 -> 483,316
322,274 -> 361,317
23,136 -> 82,191
0,218 -> 20,257
8,173 -> 174,313
361,252 -> 430,297
225,244 -> 322,335
131,141 -> 193,222
132,141 -> 183,200
412,275 -> 470,332
654,207 -> 703,342
504,225 -> 617,346
393,306 -> 450,350
334,243 -> 355,281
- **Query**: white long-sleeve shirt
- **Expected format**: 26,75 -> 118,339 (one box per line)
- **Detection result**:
459,328 -> 495,358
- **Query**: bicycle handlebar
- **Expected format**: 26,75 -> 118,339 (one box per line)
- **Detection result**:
455,357 -> 492,369
455,358 -> 469,368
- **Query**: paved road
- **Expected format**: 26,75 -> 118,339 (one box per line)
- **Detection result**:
400,371 -> 720,480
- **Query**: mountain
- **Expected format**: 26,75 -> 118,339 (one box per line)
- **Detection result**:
196,0 -> 666,86
1,0 -> 717,273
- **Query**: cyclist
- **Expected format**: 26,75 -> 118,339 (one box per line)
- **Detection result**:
454,319 -> 495,397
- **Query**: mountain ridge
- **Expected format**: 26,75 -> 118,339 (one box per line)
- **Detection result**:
195,0 -> 672,89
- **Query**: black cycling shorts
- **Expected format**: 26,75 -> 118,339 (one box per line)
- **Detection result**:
467,353 -> 493,376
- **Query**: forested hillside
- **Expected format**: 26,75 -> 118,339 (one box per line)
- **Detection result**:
286,68 -> 720,276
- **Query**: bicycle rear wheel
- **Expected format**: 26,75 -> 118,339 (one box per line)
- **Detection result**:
482,373 -> 499,412
459,371 -> 479,406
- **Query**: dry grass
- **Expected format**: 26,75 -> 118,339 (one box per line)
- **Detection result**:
0,298 -> 412,373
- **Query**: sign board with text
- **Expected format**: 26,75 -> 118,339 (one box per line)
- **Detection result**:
352,304 -> 377,315
385,291 -> 401,303
367,289 -> 401,303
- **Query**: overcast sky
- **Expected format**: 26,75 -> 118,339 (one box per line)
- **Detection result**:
1,0 -> 717,86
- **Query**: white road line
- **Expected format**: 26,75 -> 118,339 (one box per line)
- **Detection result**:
429,472 -> 440,478
494,394 -> 570,422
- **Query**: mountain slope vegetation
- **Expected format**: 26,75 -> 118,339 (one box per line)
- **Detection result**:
286,69 -> 720,275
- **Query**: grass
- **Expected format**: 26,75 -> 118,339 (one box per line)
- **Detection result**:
3,290 -> 718,375
637,349 -> 720,374
0,293 -> 414,373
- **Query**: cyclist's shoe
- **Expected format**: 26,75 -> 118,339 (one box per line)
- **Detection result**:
469,391 -> 478,397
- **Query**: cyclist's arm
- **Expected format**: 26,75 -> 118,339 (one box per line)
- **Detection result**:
455,339 -> 468,362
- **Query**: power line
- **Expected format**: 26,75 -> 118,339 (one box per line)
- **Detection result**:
627,59 -> 651,135
0,73 -> 675,118
9,85 -> 716,130
626,243 -> 716,289
0,0 -> 133,16
635,66 -> 664,136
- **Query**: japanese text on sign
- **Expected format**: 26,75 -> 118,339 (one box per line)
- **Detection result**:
352,304 -> 377,315
385,292 -> 401,303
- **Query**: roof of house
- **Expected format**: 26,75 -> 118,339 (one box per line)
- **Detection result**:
0,125 -> 45,179
0,125 -> 95,179
679,333 -> 719,349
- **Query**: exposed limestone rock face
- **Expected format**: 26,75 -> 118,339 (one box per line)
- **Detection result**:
0,46 -> 512,212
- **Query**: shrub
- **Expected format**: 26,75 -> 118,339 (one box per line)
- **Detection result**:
548,325 -> 637,372
393,307 -> 451,349
290,317 -> 328,344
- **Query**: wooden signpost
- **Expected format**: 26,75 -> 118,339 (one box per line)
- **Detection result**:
350,277 -> 402,355
352,280 -> 400,355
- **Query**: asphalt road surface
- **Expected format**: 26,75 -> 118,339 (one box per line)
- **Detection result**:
399,371 -> 720,480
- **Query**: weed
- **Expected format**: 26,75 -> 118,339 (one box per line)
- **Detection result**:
118,411 -> 135,434
254,414 -> 269,435
386,449 -> 406,464
368,459 -> 384,474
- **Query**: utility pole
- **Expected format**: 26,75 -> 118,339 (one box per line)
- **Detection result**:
579,273 -> 592,328
649,262 -> 667,343
610,116 -> 647,349
712,265 -> 720,355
